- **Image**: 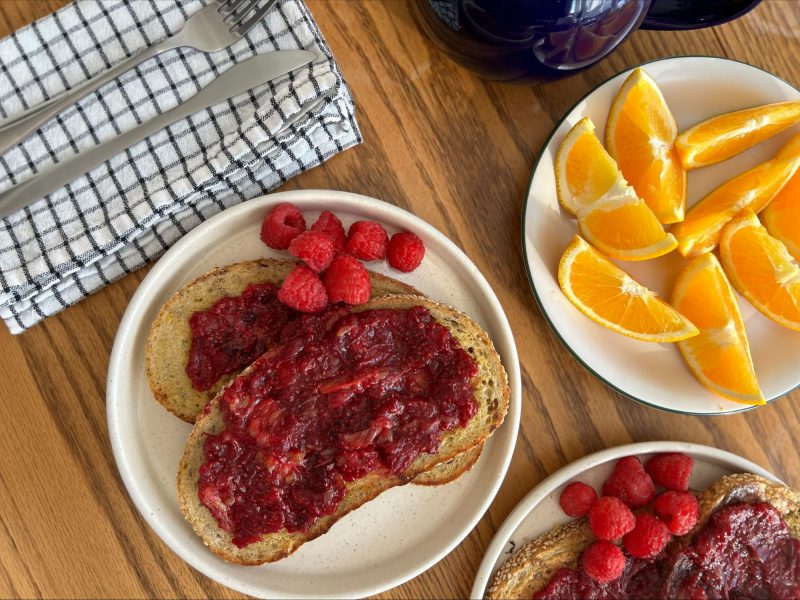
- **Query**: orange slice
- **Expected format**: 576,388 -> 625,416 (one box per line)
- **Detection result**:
555,116 -> 626,215
577,191 -> 678,261
672,155 -> 800,257
558,235 -> 698,342
719,210 -> 800,331
555,117 -> 677,261
762,132 -> 800,260
672,253 -> 764,405
605,68 -> 686,223
676,100 -> 800,169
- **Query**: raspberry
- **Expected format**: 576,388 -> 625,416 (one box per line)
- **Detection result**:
261,203 -> 306,250
654,491 -> 699,535
645,453 -> 694,492
623,514 -> 672,559
602,456 -> 656,508
559,481 -> 597,518
346,220 -> 389,261
311,210 -> 346,252
323,254 -> 372,305
277,264 -> 327,312
288,231 -> 335,273
581,541 -> 626,583
387,231 -> 425,272
588,496 -> 635,541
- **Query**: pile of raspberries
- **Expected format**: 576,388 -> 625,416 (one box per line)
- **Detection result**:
260,202 -> 425,312
557,452 -> 698,583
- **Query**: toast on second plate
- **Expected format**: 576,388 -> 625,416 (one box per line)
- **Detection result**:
486,473 -> 800,599
177,294 -> 509,565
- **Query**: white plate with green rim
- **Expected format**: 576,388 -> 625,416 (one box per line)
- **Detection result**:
471,441 -> 780,599
522,56 -> 800,415
107,190 -> 520,599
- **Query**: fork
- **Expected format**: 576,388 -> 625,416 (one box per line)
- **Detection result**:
0,0 -> 279,157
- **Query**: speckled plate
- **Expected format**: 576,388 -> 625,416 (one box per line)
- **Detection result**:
107,190 -> 521,599
470,441 -> 781,599
523,56 -> 800,415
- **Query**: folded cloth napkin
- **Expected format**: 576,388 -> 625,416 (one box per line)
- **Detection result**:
0,0 -> 360,334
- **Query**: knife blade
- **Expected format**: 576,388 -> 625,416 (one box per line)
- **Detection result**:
0,50 -> 317,219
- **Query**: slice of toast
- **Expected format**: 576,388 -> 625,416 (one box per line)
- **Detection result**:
486,473 -> 800,599
145,258 -> 483,486
145,259 -> 421,423
177,295 -> 510,565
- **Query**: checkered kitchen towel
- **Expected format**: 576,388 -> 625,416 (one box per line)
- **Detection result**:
0,0 -> 360,334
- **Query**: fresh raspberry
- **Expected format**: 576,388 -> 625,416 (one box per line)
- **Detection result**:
623,514 -> 672,559
261,202 -> 306,250
311,210 -> 347,252
588,496 -> 635,541
387,231 -> 425,272
277,264 -> 327,312
288,230 -> 335,273
581,541 -> 627,583
602,456 -> 656,508
323,254 -> 372,305
559,481 -> 597,518
346,220 -> 389,261
645,453 -> 694,492
654,491 -> 699,535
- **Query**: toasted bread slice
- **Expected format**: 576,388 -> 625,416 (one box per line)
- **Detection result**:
177,295 -> 509,565
145,259 -> 420,423
146,259 -> 483,486
486,473 -> 800,599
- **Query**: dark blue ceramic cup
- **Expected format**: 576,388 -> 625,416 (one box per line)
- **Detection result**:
411,0 -> 763,84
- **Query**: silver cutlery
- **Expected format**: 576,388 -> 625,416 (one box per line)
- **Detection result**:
0,49 -> 316,219
0,0 -> 279,157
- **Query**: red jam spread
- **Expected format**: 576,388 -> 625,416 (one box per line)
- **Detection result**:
186,283 -> 293,391
535,502 -> 800,600
197,305 -> 479,547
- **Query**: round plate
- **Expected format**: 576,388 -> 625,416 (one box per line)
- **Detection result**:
523,56 -> 800,415
471,441 -> 780,599
107,190 -> 521,599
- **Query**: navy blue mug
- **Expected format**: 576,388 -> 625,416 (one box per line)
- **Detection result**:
411,0 -> 762,84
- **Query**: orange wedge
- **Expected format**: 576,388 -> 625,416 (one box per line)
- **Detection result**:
577,191 -> 678,261
555,117 -> 677,261
672,155 -> 800,257
672,253 -> 764,405
762,132 -> 800,260
558,235 -> 698,342
676,100 -> 800,169
555,116 -> 626,215
719,210 -> 800,331
605,68 -> 686,223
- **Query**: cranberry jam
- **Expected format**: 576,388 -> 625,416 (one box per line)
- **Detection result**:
535,502 -> 800,600
197,306 -> 479,547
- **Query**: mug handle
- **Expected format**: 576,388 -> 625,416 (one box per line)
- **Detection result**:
641,0 -> 762,31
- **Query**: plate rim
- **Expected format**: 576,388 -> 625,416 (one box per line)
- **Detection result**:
106,188 -> 522,599
521,55 -> 800,416
470,440 -> 781,599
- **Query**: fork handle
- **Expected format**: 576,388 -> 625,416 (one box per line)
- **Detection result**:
0,41 -> 176,158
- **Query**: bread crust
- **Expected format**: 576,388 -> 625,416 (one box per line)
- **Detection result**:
486,473 -> 800,599
177,294 -> 510,565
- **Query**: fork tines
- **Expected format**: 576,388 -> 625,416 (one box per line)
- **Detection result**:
216,0 -> 279,36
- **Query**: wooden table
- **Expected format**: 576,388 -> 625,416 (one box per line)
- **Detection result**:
2,1 -> 800,598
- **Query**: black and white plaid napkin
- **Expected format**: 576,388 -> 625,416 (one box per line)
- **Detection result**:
0,0 -> 361,334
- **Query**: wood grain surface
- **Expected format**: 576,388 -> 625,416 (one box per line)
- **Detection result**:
2,1 -> 800,598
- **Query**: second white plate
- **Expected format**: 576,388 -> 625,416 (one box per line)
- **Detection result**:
471,441 -> 780,599
107,190 -> 521,599
523,56 -> 800,415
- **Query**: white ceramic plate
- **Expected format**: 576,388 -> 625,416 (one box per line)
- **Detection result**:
107,190 -> 520,599
471,441 -> 780,599
523,56 -> 800,415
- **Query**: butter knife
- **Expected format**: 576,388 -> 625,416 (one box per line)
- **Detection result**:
0,50 -> 316,219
